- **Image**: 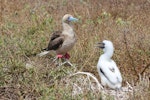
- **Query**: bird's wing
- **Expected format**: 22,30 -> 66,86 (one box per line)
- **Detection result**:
47,36 -> 64,51
44,31 -> 64,51
111,61 -> 122,83
50,31 -> 62,41
98,61 -> 122,85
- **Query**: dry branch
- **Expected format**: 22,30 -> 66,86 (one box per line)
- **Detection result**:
70,71 -> 104,91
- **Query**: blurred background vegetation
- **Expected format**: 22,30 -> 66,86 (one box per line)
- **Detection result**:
0,0 -> 150,99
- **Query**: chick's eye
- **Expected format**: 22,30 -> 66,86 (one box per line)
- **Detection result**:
102,43 -> 105,45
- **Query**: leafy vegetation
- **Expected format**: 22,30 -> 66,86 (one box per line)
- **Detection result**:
0,0 -> 150,99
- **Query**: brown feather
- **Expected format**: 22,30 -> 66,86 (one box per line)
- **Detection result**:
44,31 -> 64,51
50,31 -> 62,41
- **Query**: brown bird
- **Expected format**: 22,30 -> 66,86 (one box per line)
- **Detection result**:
37,14 -> 78,66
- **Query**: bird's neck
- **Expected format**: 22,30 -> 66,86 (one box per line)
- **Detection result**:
62,22 -> 75,37
101,50 -> 114,61
62,22 -> 73,32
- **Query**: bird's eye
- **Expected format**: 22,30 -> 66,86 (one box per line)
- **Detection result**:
68,17 -> 70,20
102,43 -> 105,45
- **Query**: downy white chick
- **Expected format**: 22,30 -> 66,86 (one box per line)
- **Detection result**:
96,40 -> 122,89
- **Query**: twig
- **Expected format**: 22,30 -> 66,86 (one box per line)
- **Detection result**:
140,63 -> 150,75
135,63 -> 150,83
126,81 -> 133,91
70,71 -> 104,91
123,29 -> 138,76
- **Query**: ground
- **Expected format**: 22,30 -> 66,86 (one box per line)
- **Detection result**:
0,0 -> 150,99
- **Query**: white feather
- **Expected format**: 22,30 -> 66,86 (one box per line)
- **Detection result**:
37,51 -> 50,57
97,40 -> 122,89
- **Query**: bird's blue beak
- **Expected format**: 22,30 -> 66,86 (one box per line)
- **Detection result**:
68,17 -> 78,22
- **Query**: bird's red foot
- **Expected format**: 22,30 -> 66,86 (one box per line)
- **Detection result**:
57,54 -> 64,59
64,53 -> 70,59
56,53 -> 70,59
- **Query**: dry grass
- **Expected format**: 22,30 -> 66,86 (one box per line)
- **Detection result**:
0,0 -> 150,99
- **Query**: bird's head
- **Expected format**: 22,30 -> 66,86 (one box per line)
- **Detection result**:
62,14 -> 78,23
96,40 -> 114,56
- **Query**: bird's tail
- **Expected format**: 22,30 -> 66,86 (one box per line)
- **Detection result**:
37,51 -> 50,57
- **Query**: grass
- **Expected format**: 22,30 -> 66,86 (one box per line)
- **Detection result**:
0,0 -> 150,99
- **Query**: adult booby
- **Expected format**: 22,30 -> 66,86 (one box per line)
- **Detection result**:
37,14 -> 78,66
96,40 -> 122,89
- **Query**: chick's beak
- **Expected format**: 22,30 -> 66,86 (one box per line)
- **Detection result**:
95,42 -> 105,49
